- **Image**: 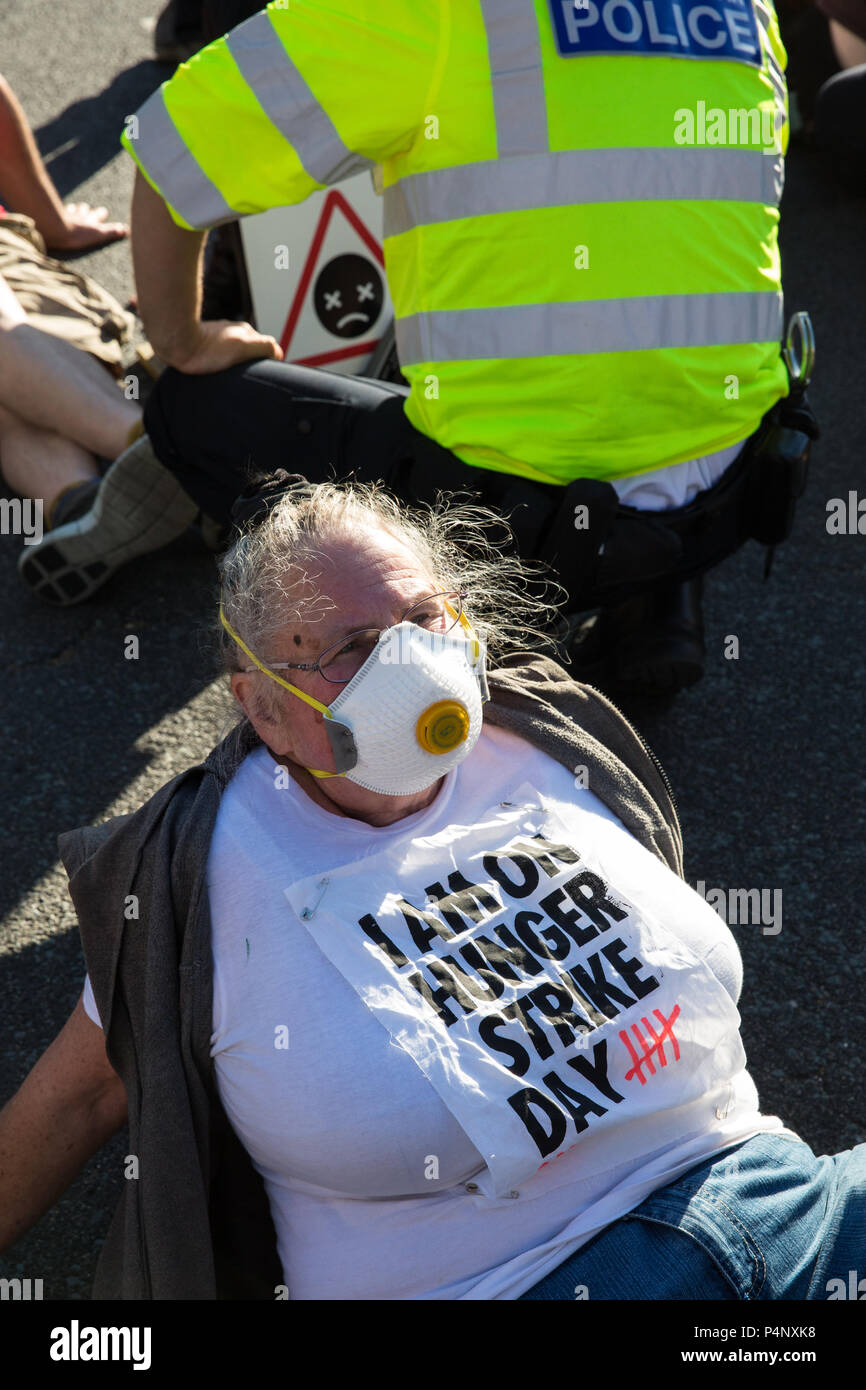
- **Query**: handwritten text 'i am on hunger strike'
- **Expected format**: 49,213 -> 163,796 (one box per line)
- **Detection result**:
357,833 -> 668,1161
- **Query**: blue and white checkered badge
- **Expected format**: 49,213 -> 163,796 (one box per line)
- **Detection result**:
548,0 -> 763,68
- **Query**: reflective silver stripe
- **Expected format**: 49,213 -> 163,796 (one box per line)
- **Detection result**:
132,86 -> 238,228
763,57 -> 787,116
396,293 -> 784,363
384,147 -> 782,237
752,0 -> 787,199
226,10 -> 374,186
479,0 -> 548,156
754,0 -> 788,114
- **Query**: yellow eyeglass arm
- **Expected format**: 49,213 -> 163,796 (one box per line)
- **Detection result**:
444,598 -> 481,664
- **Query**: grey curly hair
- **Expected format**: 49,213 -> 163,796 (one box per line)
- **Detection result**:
216,478 -> 563,719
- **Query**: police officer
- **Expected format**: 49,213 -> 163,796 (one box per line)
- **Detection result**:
19,0 -> 811,695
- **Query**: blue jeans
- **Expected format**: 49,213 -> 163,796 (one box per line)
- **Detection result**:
519,1133 -> 866,1299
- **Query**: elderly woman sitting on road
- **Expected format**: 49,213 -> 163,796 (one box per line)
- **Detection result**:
1,478 -> 864,1301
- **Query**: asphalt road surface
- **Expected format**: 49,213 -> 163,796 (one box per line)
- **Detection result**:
1,0 -> 865,1307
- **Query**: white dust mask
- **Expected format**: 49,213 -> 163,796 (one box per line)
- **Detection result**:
219,603 -> 489,797
319,619 -> 488,795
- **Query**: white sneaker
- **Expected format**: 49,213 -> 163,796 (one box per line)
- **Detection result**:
18,433 -> 199,606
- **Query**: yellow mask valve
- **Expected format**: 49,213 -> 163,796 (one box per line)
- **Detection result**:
416,700 -> 471,754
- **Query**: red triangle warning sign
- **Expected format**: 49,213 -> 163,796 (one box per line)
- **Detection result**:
280,188 -> 389,368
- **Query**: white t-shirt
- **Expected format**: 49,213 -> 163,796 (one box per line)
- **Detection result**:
612,438 -> 746,510
83,725 -> 794,1299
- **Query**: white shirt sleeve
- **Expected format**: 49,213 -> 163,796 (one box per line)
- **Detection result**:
81,973 -> 102,1029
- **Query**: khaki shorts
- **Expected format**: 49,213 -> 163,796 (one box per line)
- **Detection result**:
0,213 -> 138,375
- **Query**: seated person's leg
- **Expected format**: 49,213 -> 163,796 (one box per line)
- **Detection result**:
17,358 -> 412,605
17,421 -> 199,607
143,357 -> 412,528
0,273 -> 140,464
0,402 -> 100,526
146,353 -> 560,560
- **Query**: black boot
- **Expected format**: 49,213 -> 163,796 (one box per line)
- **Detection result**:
606,576 -> 705,696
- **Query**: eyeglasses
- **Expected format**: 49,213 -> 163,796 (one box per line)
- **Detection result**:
242,591 -> 469,685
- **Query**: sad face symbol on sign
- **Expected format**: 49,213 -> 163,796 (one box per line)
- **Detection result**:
313,254 -> 384,339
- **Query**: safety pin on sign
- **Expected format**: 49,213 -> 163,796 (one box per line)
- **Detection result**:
301,878 -> 330,920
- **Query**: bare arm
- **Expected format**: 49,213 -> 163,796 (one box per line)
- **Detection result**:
0,73 -> 127,250
0,993 -> 127,1254
130,166 -> 205,364
130,167 -> 281,372
829,19 -> 866,68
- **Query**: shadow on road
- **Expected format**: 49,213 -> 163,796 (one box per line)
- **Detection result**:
0,531 -> 232,924
34,60 -> 167,197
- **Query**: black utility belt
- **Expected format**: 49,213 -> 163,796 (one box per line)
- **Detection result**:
536,391 -> 819,608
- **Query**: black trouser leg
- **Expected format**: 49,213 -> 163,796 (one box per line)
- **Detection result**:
142,359 -> 562,556
143,359 -> 411,525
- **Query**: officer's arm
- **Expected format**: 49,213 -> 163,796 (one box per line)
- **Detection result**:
0,994 -> 127,1254
125,2 -> 438,369
130,167 -> 281,371
123,1 -> 438,228
130,167 -> 205,366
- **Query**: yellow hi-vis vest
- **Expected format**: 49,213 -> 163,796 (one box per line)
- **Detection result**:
122,0 -> 790,487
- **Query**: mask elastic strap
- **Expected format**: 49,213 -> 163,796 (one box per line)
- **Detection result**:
219,603 -> 346,778
445,598 -> 481,665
